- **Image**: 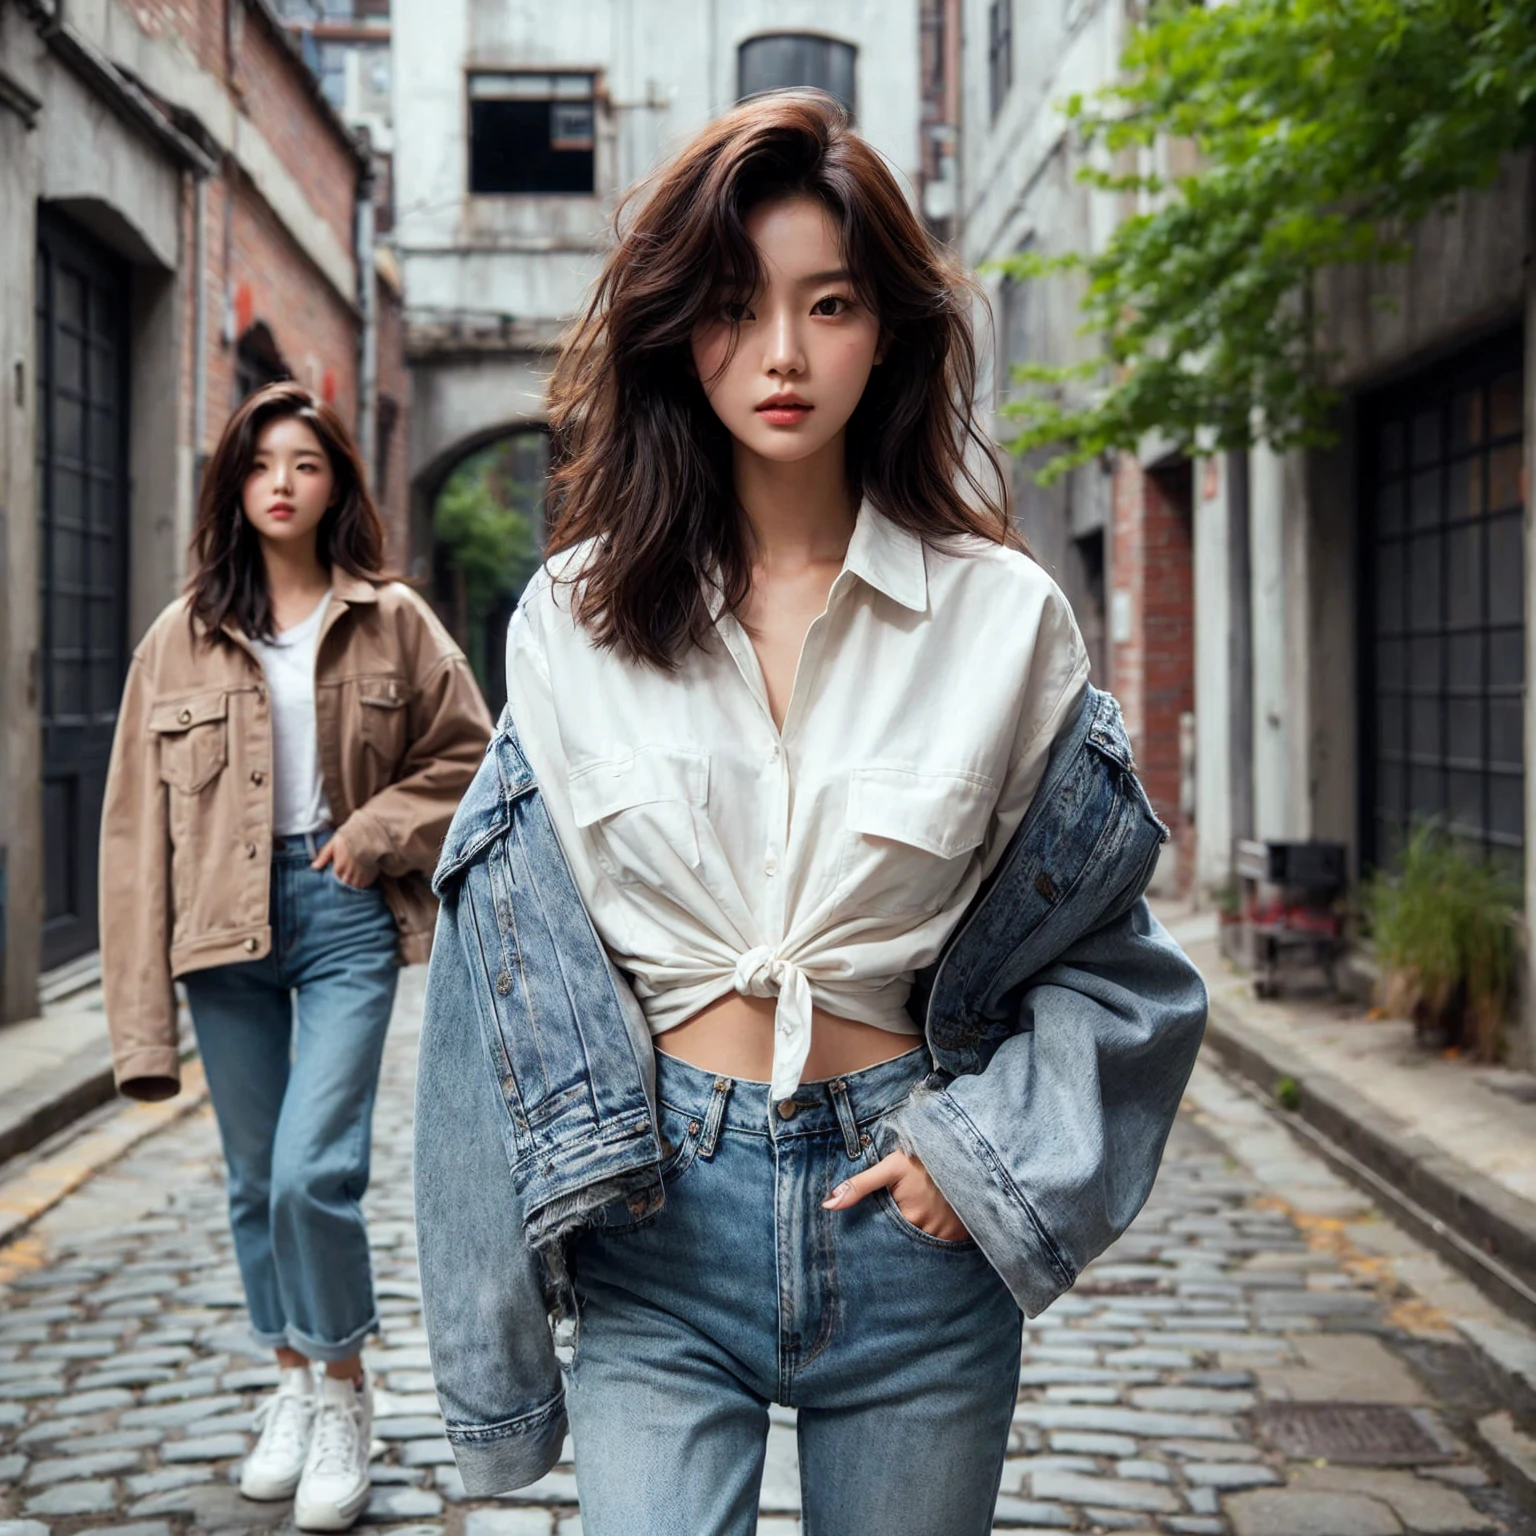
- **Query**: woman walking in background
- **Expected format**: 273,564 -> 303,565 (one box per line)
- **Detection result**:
100,381 -> 491,1531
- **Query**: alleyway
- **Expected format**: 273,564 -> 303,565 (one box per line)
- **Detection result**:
0,968 -> 1530,1536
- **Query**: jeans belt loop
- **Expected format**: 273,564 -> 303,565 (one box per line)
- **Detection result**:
698,1075 -> 732,1160
828,1078 -> 862,1161
303,829 -> 319,863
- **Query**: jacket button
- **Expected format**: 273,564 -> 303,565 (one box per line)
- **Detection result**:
243,938 -> 258,953
251,769 -> 265,786
178,708 -> 192,724
245,844 -> 257,859
776,1100 -> 798,1120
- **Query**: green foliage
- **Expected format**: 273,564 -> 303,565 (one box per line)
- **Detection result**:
433,438 -> 545,686
1274,1076 -> 1301,1112
1000,0 -> 1536,482
1360,823 -> 1522,1062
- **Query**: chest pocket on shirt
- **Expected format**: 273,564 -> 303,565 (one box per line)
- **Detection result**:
358,674 -> 410,769
837,766 -> 995,918
568,746 -> 709,889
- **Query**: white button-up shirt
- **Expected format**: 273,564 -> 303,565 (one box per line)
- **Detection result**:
506,507 -> 1090,1100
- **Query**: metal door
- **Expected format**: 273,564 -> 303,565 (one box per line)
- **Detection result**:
1361,329 -> 1525,870
35,211 -> 130,968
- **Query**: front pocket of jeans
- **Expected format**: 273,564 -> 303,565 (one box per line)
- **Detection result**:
871,1187 -> 978,1253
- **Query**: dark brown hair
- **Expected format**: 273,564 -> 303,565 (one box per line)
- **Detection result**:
187,380 -> 386,641
546,90 -> 1010,670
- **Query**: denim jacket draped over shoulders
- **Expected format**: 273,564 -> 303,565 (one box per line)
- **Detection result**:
413,684 -> 1208,1495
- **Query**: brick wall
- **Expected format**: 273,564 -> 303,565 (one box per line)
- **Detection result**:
1111,454 -> 1196,893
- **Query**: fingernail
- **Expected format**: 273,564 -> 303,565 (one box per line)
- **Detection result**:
822,1183 -> 850,1208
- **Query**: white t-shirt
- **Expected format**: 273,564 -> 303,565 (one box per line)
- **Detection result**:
251,591 -> 334,837
505,504 -> 1091,1101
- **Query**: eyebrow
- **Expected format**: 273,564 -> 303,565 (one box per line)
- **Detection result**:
796,268 -> 852,286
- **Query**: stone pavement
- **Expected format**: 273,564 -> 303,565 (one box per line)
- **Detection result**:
1,967 -> 1534,1535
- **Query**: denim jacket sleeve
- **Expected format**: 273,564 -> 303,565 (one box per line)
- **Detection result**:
413,895 -> 569,1493
888,689 -> 1208,1317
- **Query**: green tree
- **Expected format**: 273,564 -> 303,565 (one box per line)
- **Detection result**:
1002,0 -> 1536,482
433,437 -> 545,687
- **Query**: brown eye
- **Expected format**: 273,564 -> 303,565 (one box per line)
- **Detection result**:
811,296 -> 850,317
721,301 -> 753,324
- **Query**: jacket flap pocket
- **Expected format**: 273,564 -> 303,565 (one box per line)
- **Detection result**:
359,674 -> 409,709
567,747 -> 709,829
848,767 -> 994,859
148,691 -> 228,735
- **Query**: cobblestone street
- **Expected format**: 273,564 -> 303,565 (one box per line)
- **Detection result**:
0,968 -> 1531,1536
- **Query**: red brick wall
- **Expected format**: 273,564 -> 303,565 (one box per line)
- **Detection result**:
1111,454 -> 1196,891
237,10 -> 358,261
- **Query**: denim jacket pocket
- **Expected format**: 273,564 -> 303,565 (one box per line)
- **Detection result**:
148,691 -> 229,795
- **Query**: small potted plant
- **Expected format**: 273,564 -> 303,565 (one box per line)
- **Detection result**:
1360,824 -> 1520,1062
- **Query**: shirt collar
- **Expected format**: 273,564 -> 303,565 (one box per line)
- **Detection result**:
704,501 -> 929,620
841,501 -> 928,613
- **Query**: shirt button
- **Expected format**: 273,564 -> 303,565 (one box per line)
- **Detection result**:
764,856 -> 778,876
250,769 -> 265,786
776,1099 -> 798,1120
243,937 -> 258,953
769,744 -> 781,762
178,708 -> 192,725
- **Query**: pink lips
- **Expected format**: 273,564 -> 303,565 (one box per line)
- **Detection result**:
268,503 -> 296,520
756,395 -> 812,426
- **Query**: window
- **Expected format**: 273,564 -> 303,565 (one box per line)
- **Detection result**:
987,0 -> 1013,118
738,35 -> 856,119
1363,331 -> 1525,867
468,74 -> 596,195
235,324 -> 289,405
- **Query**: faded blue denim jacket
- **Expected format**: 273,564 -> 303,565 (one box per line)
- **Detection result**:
414,685 -> 1207,1494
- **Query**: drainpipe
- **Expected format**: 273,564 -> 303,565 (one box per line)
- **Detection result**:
355,141 -> 377,486
192,172 -> 209,502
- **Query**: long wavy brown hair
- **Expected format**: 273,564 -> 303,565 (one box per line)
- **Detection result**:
546,90 -> 1010,670
187,381 -> 387,641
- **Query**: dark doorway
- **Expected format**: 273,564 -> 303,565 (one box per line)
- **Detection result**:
1360,329 -> 1525,871
35,210 -> 131,968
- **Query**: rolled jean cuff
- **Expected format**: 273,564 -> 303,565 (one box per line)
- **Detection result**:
284,1313 -> 380,1364
248,1322 -> 290,1351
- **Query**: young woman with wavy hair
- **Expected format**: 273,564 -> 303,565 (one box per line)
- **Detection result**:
505,93 -> 1090,1532
100,382 -> 491,1530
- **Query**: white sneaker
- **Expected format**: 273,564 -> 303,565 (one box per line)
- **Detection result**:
240,1366 -> 316,1500
293,1370 -> 373,1531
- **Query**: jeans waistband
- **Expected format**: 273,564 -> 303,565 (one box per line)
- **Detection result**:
652,1045 -> 930,1143
272,828 -> 335,863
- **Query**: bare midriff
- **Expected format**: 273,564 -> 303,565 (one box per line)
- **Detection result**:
655,991 -> 921,1085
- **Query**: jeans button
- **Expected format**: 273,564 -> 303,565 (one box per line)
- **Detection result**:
776,1099 -> 797,1120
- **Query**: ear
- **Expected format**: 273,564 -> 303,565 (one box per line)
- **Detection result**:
874,331 -> 890,366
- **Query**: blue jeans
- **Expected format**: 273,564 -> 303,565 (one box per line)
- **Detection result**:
566,1047 -> 1023,1535
183,832 -> 399,1362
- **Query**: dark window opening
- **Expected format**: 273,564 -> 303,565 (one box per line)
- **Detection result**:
235,323 -> 290,404
1362,330 -> 1525,870
738,35 -> 857,120
987,0 -> 1013,118
468,73 -> 596,195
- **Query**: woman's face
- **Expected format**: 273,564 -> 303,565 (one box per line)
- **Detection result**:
241,415 -> 336,549
691,195 -> 882,471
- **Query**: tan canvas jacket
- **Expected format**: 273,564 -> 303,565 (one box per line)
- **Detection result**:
101,572 -> 494,1100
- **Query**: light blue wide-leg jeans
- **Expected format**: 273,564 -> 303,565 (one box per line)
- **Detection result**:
182,831 -> 400,1362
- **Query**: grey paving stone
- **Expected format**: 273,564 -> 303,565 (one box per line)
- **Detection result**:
1030,1471 -> 1177,1513
119,1395 -> 242,1428
1183,1462 -> 1282,1489
989,1497 -> 1074,1528
398,1438 -> 456,1467
1011,1405 -> 1239,1440
76,1525 -> 176,1536
26,1451 -> 144,1486
0,1521 -> 52,1536
1115,1459 -> 1172,1483
1049,1431 -> 1139,1457
1226,1489 -> 1402,1536
219,1367 -> 279,1392
0,1454 -> 28,1483
1157,1439 -> 1263,1462
1128,1386 -> 1257,1413
372,1415 -> 446,1440
142,1378 -> 219,1404
23,1480 -> 120,1517
1165,1521 -> 1226,1536
497,1468 -> 581,1504
125,1468 -> 215,1497
0,1379 -> 67,1400
51,1388 -> 135,1416
0,1403 -> 29,1428
462,1514 -> 555,1536
73,1368 -> 176,1391
160,1433 -> 249,1462
358,1487 -> 445,1522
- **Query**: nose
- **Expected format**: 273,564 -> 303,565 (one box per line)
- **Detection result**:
763,308 -> 804,378
270,458 -> 294,495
